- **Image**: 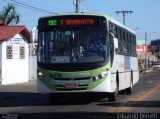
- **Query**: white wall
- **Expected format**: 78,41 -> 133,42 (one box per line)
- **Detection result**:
0,42 -> 2,84
1,33 -> 29,85
29,44 -> 37,81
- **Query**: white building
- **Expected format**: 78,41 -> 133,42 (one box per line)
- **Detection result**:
0,25 -> 31,85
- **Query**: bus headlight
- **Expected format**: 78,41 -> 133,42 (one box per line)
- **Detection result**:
37,71 -> 53,82
38,72 -> 43,77
102,71 -> 108,77
92,76 -> 98,81
98,74 -> 103,79
92,71 -> 108,81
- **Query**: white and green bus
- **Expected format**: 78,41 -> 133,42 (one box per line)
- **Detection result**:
35,13 -> 139,103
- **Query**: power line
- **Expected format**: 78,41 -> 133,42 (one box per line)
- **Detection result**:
116,10 -> 134,25
2,0 -> 43,13
73,0 -> 87,13
10,0 -> 58,14
1,0 -> 58,14
23,0 -> 68,13
79,0 -> 87,2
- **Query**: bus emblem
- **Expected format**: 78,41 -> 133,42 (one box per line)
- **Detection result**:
70,76 -> 74,80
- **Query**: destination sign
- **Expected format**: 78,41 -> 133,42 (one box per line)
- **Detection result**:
48,19 -> 95,26
38,15 -> 107,29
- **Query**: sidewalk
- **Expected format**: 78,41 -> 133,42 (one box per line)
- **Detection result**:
0,68 -> 155,92
145,68 -> 153,73
0,80 -> 36,92
139,67 -> 154,76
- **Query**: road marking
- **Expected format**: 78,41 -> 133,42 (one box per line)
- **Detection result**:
129,83 -> 160,102
146,81 -> 154,84
106,83 -> 160,112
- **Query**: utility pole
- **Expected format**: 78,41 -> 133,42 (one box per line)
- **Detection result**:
116,10 -> 133,25
74,0 -> 79,13
145,32 -> 147,70
144,32 -> 156,71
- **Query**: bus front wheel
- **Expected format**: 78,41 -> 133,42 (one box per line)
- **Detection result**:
108,80 -> 119,101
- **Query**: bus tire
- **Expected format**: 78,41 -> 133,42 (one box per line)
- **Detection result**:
49,93 -> 61,104
108,74 -> 119,101
118,90 -> 126,95
125,72 -> 133,95
108,90 -> 118,102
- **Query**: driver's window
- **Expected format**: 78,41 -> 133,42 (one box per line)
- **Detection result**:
109,34 -> 114,65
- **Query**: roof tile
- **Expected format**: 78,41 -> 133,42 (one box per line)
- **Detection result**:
0,26 -> 30,42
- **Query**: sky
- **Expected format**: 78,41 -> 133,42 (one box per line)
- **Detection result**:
1,0 -> 160,43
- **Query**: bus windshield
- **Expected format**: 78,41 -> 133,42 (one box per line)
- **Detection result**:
38,28 -> 109,64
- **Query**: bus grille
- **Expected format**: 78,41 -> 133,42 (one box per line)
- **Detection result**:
54,77 -> 91,81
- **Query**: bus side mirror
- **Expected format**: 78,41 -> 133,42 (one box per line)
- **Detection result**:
31,27 -> 37,44
30,27 -> 37,55
113,38 -> 118,49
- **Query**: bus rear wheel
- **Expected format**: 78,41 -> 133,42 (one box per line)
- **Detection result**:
125,72 -> 133,95
125,82 -> 133,95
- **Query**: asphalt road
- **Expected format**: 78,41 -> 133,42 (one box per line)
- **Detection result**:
0,70 -> 160,119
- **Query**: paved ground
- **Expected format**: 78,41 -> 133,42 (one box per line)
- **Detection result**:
0,68 -> 154,93
0,80 -> 37,92
0,69 -> 159,119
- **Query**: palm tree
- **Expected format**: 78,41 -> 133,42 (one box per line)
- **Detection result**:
0,3 -> 20,25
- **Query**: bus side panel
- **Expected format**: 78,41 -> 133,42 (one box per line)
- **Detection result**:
110,54 -> 139,91
130,57 -> 139,85
110,54 -> 126,91
125,56 -> 139,89
91,75 -> 112,92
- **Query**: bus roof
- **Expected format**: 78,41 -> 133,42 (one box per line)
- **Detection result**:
109,17 -> 136,34
39,13 -> 109,19
39,13 -> 136,34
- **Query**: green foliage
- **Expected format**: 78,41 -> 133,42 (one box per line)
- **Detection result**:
0,3 -> 20,25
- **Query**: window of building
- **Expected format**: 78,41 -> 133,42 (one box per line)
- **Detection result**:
6,45 -> 13,59
20,46 -> 25,59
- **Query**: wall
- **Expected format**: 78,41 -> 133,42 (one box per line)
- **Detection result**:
29,44 -> 37,81
1,33 -> 29,85
0,42 -> 2,84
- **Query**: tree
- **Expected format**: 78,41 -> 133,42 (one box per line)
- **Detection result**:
0,3 -> 20,25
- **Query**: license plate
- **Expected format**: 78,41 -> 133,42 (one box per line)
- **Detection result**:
65,84 -> 78,89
